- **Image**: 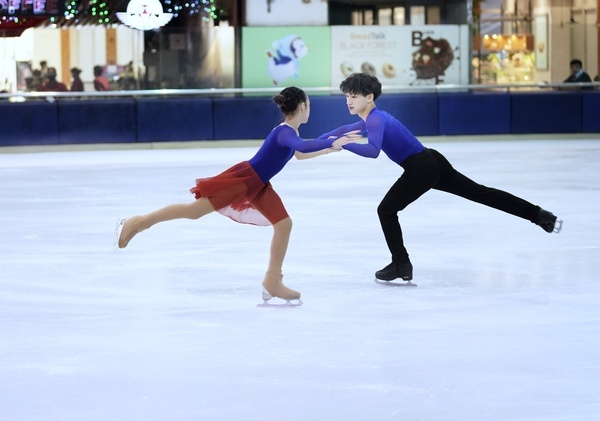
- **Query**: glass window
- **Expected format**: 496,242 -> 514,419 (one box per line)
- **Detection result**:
394,7 -> 406,25
427,6 -> 441,24
410,6 -> 425,25
364,9 -> 374,25
378,8 -> 392,25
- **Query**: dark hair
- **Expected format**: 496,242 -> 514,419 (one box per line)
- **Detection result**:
93,65 -> 104,77
340,73 -> 382,100
570,59 -> 583,67
272,87 -> 307,115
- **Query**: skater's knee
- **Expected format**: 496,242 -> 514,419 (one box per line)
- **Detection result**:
282,217 -> 293,230
188,207 -> 203,220
189,199 -> 214,219
274,216 -> 292,233
377,202 -> 401,217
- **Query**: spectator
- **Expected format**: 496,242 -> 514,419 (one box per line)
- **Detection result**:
39,60 -> 49,83
119,61 -> 136,90
70,68 -> 84,92
563,59 -> 593,90
37,67 -> 68,92
24,76 -> 36,92
93,65 -> 110,91
29,69 -> 43,91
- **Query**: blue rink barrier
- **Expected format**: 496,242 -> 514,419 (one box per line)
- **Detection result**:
1,91 -> 599,147
301,95 -> 357,138
58,99 -> 137,144
0,101 -> 59,146
377,93 -> 440,136
439,92 -> 511,135
511,91 -> 582,134
137,97 -> 214,142
212,97 -> 281,140
582,92 -> 600,133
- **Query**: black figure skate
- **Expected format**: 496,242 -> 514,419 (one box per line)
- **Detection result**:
536,209 -> 563,233
374,261 -> 417,287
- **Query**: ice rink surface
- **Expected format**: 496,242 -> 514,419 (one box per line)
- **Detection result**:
1,137 -> 599,420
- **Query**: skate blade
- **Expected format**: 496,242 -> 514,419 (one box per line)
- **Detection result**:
553,219 -> 563,234
257,290 -> 303,308
112,218 -> 126,251
257,300 -> 303,308
374,278 -> 417,287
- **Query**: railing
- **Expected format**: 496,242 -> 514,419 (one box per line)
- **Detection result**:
1,82 -> 600,100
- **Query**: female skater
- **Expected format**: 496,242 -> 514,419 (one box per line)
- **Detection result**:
319,73 -> 562,283
116,87 -> 357,304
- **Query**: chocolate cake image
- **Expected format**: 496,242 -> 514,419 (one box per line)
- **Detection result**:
412,37 -> 454,80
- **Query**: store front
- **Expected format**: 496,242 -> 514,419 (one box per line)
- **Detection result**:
473,33 -> 536,84
1,0 -> 598,92
473,0 -> 598,85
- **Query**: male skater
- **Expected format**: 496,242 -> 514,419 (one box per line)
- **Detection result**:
320,73 -> 562,283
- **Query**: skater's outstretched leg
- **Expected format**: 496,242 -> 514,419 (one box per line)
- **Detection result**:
118,198 -> 215,248
261,217 -> 301,300
435,171 -> 562,233
433,170 -> 538,221
428,150 -> 562,233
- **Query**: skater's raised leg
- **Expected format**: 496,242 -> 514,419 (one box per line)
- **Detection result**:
118,198 -> 215,248
433,166 -> 562,234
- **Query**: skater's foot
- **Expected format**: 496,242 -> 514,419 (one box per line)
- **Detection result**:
535,208 -> 563,233
375,261 -> 413,281
118,216 -> 145,248
262,271 -> 301,300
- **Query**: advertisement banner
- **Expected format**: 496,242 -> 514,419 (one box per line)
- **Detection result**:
242,26 -> 331,89
331,25 -> 469,87
242,25 -> 469,89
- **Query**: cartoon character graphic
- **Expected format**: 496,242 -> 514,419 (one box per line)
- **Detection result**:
267,34 -> 308,86
116,0 -> 173,31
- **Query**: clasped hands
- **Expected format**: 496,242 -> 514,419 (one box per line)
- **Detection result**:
330,130 -> 364,151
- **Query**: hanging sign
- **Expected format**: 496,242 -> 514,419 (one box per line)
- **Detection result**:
0,0 -> 63,16
116,0 -> 173,30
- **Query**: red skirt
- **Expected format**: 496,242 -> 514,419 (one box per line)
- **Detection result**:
190,161 -> 288,226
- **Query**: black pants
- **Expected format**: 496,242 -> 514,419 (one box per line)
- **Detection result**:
377,148 -> 540,263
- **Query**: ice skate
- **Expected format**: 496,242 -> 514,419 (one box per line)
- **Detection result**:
375,261 -> 413,281
112,218 -> 126,251
535,208 -> 563,234
374,261 -> 417,287
257,271 -> 302,307
115,216 -> 144,249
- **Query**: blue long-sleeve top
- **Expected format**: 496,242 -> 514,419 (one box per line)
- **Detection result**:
316,107 -> 425,165
248,123 -> 334,183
